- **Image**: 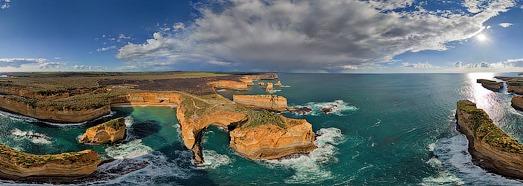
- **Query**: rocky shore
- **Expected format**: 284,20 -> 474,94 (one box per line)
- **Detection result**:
512,96 -> 523,112
476,79 -> 503,92
0,144 -> 101,182
456,100 -> 523,179
80,118 -> 126,144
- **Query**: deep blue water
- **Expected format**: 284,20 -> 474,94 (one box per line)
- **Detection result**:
1,73 -> 523,185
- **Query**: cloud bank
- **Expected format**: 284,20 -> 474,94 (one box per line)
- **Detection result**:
117,0 -> 516,72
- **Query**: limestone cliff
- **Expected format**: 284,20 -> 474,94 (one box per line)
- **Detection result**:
0,95 -> 110,123
0,144 -> 101,182
456,100 -> 523,179
477,79 -> 503,92
274,81 -> 282,87
512,96 -> 523,112
80,118 -> 126,144
233,95 -> 288,111
208,80 -> 248,90
266,83 -> 274,92
230,117 -> 316,160
243,73 -> 278,80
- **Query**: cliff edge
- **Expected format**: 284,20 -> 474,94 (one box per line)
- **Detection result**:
456,100 -> 523,179
80,118 -> 126,144
0,144 -> 101,182
477,79 -> 503,92
233,95 -> 288,111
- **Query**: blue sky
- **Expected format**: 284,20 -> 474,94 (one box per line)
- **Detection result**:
1,0 -> 523,73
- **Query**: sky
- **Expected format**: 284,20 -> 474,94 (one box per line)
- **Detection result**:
1,0 -> 523,73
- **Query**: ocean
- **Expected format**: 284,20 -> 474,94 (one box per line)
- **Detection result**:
1,73 -> 523,185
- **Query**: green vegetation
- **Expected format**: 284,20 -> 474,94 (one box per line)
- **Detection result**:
0,144 -> 93,168
104,118 -> 125,130
458,100 -> 523,153
243,109 -> 286,129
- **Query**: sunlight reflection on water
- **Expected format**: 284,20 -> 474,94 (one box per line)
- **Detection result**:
463,73 -> 505,122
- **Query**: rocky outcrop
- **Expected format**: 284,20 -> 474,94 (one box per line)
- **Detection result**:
243,73 -> 278,80
494,77 -> 523,94
258,82 -> 265,86
230,117 -> 316,160
477,79 -> 503,92
0,96 -> 110,123
110,92 -> 182,106
0,144 -> 101,182
456,100 -> 523,179
512,96 -> 523,111
274,81 -> 282,87
233,95 -> 288,111
239,77 -> 254,86
208,80 -> 248,91
80,118 -> 126,144
266,83 -> 274,92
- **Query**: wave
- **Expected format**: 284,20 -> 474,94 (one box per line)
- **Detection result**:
10,128 -> 52,145
0,109 -> 115,126
267,89 -> 282,93
216,89 -> 227,92
196,150 -> 232,169
425,133 -> 522,185
264,128 -> 345,184
291,100 -> 358,116
280,85 -> 291,88
88,139 -> 193,185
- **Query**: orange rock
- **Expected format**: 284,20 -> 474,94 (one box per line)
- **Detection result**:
258,82 -> 265,86
0,144 -> 101,182
266,83 -> 274,92
208,80 -> 248,90
80,118 -> 126,144
233,94 -> 288,111
274,81 -> 282,87
230,117 -> 316,160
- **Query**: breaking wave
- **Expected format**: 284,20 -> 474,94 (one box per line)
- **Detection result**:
264,128 -> 345,184
10,128 -> 52,145
292,100 -> 358,116
88,139 -> 192,185
197,150 -> 232,169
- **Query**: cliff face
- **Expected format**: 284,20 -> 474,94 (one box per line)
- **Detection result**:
0,96 -> 110,123
233,95 -> 288,111
177,108 -> 248,164
477,79 -> 503,92
512,96 -> 523,111
266,83 -> 274,92
0,144 -> 101,182
230,117 -> 316,160
208,80 -> 248,90
243,73 -> 278,80
80,118 -> 126,144
456,100 -> 523,179
110,92 -> 182,106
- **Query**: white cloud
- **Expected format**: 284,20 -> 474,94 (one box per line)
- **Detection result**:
117,0 -> 516,72
173,22 -> 185,31
499,22 -> 513,28
0,58 -> 48,68
402,62 -> 437,69
39,62 -> 67,69
1,0 -> 10,9
71,65 -> 107,71
97,45 -> 116,52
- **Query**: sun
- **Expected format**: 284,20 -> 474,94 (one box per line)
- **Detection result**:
476,33 -> 487,42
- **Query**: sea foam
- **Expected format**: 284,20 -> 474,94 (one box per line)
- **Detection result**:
265,127 -> 345,184
11,128 -> 52,145
292,100 -> 358,116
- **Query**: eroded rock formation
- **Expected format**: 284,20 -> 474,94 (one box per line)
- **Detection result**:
0,144 -> 101,182
233,95 -> 288,111
456,100 -> 523,179
512,96 -> 523,111
266,83 -> 274,92
80,118 -> 126,144
274,81 -> 282,87
208,80 -> 248,90
477,79 -> 503,92
230,117 -> 316,160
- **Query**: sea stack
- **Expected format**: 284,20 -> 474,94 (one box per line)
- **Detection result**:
266,83 -> 274,92
80,118 -> 126,144
455,100 -> 523,179
258,82 -> 265,86
274,81 -> 282,87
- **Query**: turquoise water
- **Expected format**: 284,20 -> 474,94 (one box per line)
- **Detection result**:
1,73 -> 523,185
